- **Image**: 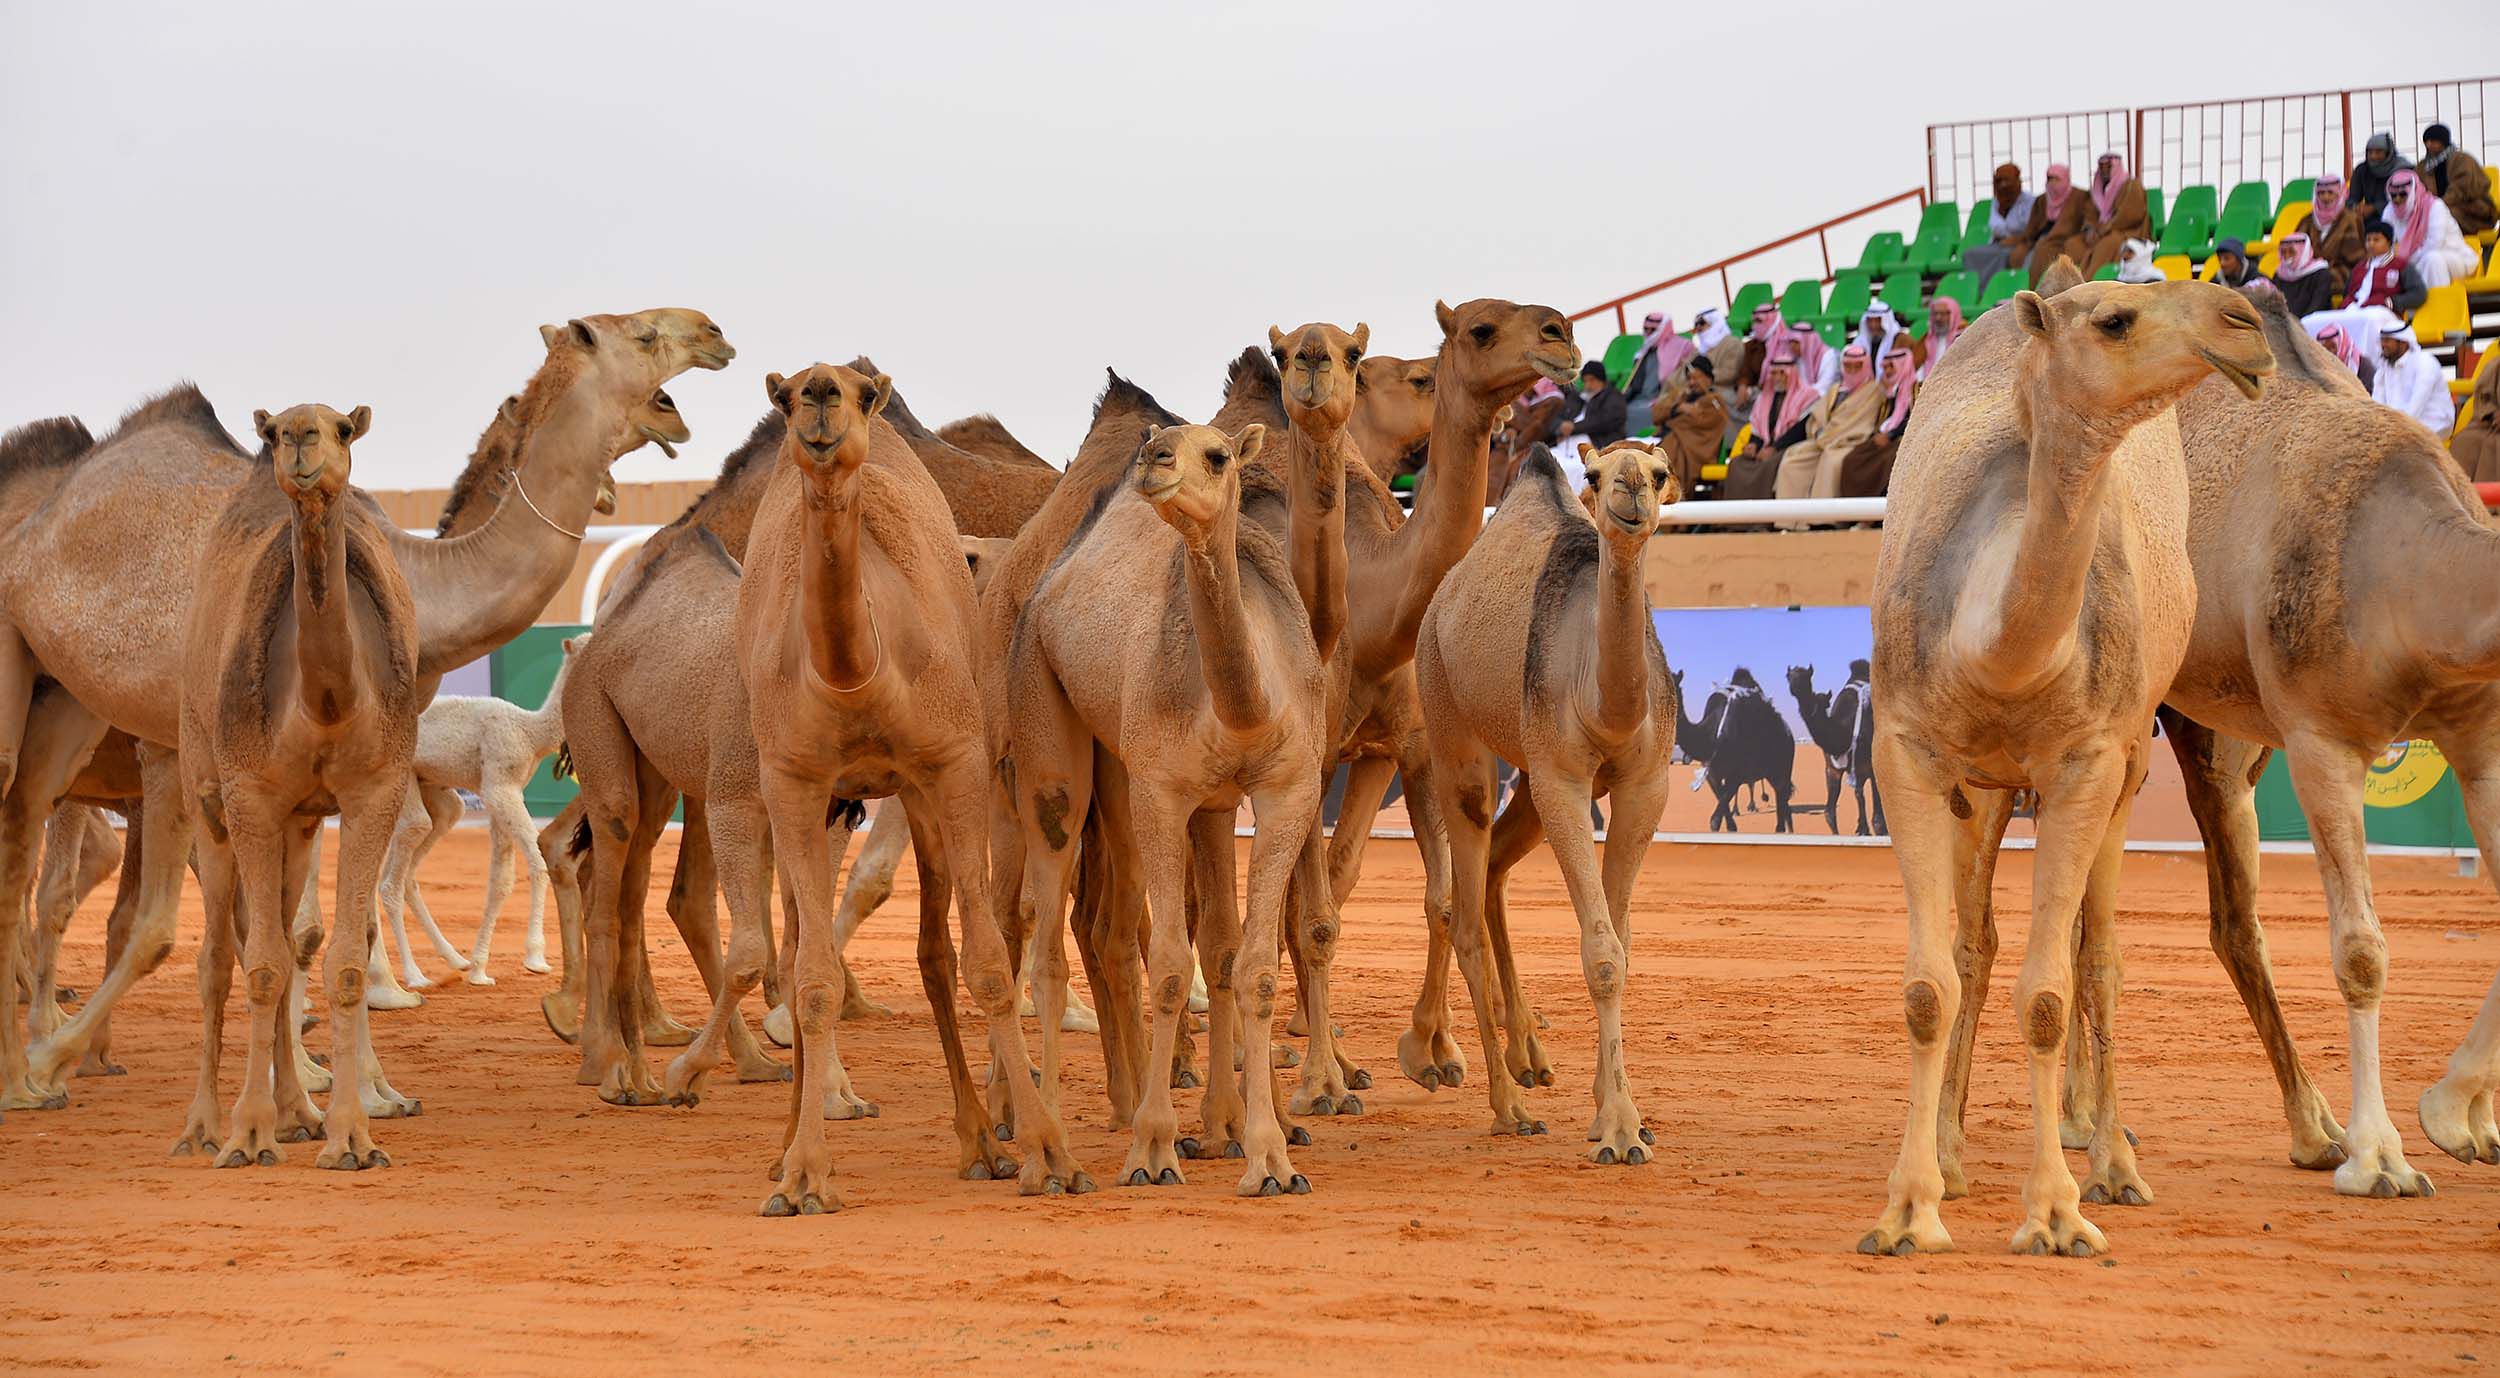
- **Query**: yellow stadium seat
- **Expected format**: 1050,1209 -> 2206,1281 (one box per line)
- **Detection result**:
2196,254 -> 2221,282
1701,463 -> 1729,483
2252,200 -> 2309,261
2411,284 -> 2470,344
2463,240 -> 2500,294
2154,254 -> 2191,281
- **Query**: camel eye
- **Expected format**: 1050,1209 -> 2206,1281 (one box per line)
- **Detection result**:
1651,470 -> 1667,490
1411,374 -> 1434,393
1584,469 -> 1600,488
1344,349 -> 1361,366
2095,310 -> 2133,339
1206,448 -> 1228,470
1469,324 -> 1496,346
334,422 -> 353,442
636,331 -> 658,346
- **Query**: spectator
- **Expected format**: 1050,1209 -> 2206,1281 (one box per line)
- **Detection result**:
2115,238 -> 2165,284
2419,123 -> 2495,235
1780,316 -> 1832,395
2452,354 -> 2500,481
2371,323 -> 2455,434
1838,304 -> 1912,388
1962,162 -> 2038,283
2210,237 -> 2261,289
2269,231 -> 2338,316
1691,307 -> 1743,394
1726,349 -> 1818,502
1652,355 -> 1729,496
2349,132 -> 2412,225
2386,169 -> 2481,288
2314,324 -> 2377,390
1622,311 -> 1696,432
1920,297 -> 1964,380
2080,153 -> 2150,276
1559,360 -> 1627,448
1775,344 -> 1884,502
1838,344 -> 1918,498
2025,163 -> 2090,280
2302,172 -> 2369,278
1741,302 -> 1784,393
2301,222 -> 2424,359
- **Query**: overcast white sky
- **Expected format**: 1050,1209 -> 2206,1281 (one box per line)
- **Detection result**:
0,3 -> 2468,492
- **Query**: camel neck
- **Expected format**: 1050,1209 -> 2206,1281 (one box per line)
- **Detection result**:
1179,506 -> 1273,732
1284,419 -> 1353,665
1589,534 -> 1652,737
386,384 -> 611,676
1385,383 -> 1502,664
1951,384 -> 2126,697
799,464 -> 879,693
522,654 -> 576,750
290,492 -> 361,727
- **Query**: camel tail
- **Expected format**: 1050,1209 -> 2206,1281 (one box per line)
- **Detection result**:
826,797 -> 866,833
566,814 -> 592,859
551,742 -> 574,781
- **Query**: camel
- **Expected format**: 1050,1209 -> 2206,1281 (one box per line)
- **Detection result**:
867,362 -> 1059,539
1788,662 -> 1882,835
1856,267 -> 2272,1258
1349,354 -> 1438,483
176,401 -> 420,1169
936,414 -> 1056,472
1415,439 -> 1681,1158
2038,292 -> 2500,1199
716,362 -> 1071,1209
1677,670 -> 1796,834
0,307 -> 726,1111
1005,412 -> 1327,1195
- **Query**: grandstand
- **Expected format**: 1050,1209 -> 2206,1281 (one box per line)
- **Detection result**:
1572,75 -> 2499,473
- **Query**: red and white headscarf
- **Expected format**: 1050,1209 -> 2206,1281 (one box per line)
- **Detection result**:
2313,323 -> 2363,373
2039,163 -> 2074,218
2309,173 -> 2346,225
1747,303 -> 1782,342
1642,312 -> 1697,389
2273,232 -> 2327,280
1751,352 -> 1820,438
2386,169 -> 2434,266
1781,322 -> 1829,390
1879,346 -> 1917,433
1835,344 -> 1873,392
1922,297 -> 1964,379
2090,153 -> 2129,221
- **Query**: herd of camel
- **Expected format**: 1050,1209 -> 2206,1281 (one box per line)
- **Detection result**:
0,258 -> 2498,1256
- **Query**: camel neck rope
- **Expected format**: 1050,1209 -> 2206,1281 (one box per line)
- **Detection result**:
818,592 -> 882,694
507,469 -> 583,541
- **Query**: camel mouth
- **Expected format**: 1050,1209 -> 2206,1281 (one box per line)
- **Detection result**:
1603,492 -> 1652,535
692,344 -> 736,370
796,426 -> 850,460
637,426 -> 680,459
1137,474 -> 1183,504
1530,353 -> 1580,386
2199,349 -> 2268,401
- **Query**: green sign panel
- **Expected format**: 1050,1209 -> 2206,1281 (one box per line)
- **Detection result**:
2253,739 -> 2472,848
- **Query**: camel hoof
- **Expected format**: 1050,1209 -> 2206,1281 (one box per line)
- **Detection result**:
1346,1068 -> 1372,1090
1438,1061 -> 1464,1088
1257,1176 -> 1285,1197
1223,1141 -> 1245,1160
1514,1120 -> 1548,1137
667,1092 -> 698,1108
994,1122 -> 1015,1142
1176,1137 -> 1203,1160
277,1124 -> 317,1144
1308,1095 -> 1334,1117
1272,1046 -> 1301,1069
1639,1127 -> 1655,1145
522,957 -> 553,975
1338,1095 -> 1363,1116
1125,1168 -> 1150,1187
2123,1126 -> 2139,1147
1514,1069 -> 1536,1090
762,1194 -> 796,1217
1156,1167 -> 1181,1187
1042,1177 -> 1064,1196
1415,1068 -> 1440,1092
1173,1069 -> 1200,1090
76,1062 -> 127,1079
1625,1143 -> 1651,1165
1289,1173 -> 1310,1194
799,1195 -> 830,1215
1288,1126 -> 1312,1147
1069,1172 -> 1096,1195
1597,1146 -> 1616,1165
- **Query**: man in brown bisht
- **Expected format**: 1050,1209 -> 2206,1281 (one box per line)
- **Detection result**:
2023,162 -> 2090,280
1652,354 -> 1729,496
2453,361 -> 2500,483
1774,344 -> 1884,503
2079,152 -> 2150,275
2419,123 -> 2494,236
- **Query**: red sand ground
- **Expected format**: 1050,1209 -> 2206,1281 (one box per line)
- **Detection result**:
6,831 -> 2500,1375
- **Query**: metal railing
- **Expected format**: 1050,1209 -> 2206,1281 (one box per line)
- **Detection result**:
1925,105 -> 2131,212
1568,188 -> 1927,335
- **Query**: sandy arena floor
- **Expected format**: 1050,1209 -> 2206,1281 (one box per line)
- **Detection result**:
5,829 -> 2500,1375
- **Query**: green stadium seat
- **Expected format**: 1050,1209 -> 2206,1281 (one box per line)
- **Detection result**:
1979,267 -> 2029,311
1960,201 -> 1993,251
1818,321 -> 1847,348
2092,262 -> 2120,281
2145,187 -> 2166,235
2169,185 -> 2219,224
2279,178 -> 2314,215
2214,203 -> 2266,251
1820,269 -> 1873,328
1778,278 -> 1823,326
1904,226 -> 1962,275
1599,333 -> 1643,391
1878,270 -> 1925,320
2156,210 -> 2215,259
1933,270 -> 1981,316
1915,201 -> 1961,241
1728,281 -> 1775,325
1857,231 -> 1906,273
2222,181 -> 2271,226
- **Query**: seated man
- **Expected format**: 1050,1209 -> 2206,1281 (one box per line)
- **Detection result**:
2420,123 -> 2494,236
1775,344 -> 1884,504
2210,237 -> 2261,289
2080,153 -> 2150,275
2371,323 -> 2455,434
2386,169 -> 2482,288
2349,131 -> 2412,226
1558,359 -> 1627,449
1721,349 -> 1816,500
2115,237 -> 2165,283
2268,231 -> 2338,316
1962,162 -> 2037,283
1652,355 -> 1729,497
2301,221 -> 2427,359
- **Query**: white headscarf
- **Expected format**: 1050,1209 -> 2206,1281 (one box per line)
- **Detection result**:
2115,239 -> 2163,284
1691,308 -> 1732,351
2371,323 -> 2455,433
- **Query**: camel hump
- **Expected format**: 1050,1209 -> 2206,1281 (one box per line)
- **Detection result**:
0,416 -> 96,475
851,357 -> 936,440
1091,369 -> 1183,431
104,382 -> 244,454
1223,346 -> 1283,412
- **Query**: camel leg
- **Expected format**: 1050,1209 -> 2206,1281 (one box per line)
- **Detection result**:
365,800 -> 432,1007
270,821 -> 338,1132
2282,733 -> 2436,1198
1936,788 -> 2012,1199
313,778 -> 401,1170
1086,793 -> 1149,1129
661,795 -> 786,1103
2419,727 -> 2500,1167
1586,764 -> 1668,1163
23,716 -> 164,1102
81,841 -> 140,1078
1823,762 -> 1842,834
30,805 -> 120,1042
1432,738 -> 1543,1137
1286,818 -> 1354,1117
213,800 -> 295,1168
2,701 -> 111,1107
537,799 -> 587,1041
1312,754 -> 1394,1094
470,779 -> 547,981
600,772 -> 675,1104
0,627 -> 31,805
1229,779 -> 1318,1196
661,797 -> 787,1087
1484,777 -> 1553,1091
2155,711 -> 2346,1167
573,730 -> 668,1102
2075,751 -> 2153,1208
831,798 -> 906,1019
758,771 -> 858,1213
1857,737 -> 1966,1256
1117,789 -> 1201,1188
1389,752 -> 1468,1092
171,839 -> 240,1156
1183,806 -> 1259,1153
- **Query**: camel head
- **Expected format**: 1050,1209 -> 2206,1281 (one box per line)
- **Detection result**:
1433,298 -> 1579,406
1136,422 -> 1263,547
626,307 -> 737,374
1354,354 -> 1436,468
958,535 -> 1015,594
1582,440 -> 1677,542
2011,280 -> 2273,434
1785,664 -> 1816,696
532,315 -> 710,462
1268,321 -> 1368,429
764,363 -> 891,479
624,388 -> 689,460
253,403 -> 368,502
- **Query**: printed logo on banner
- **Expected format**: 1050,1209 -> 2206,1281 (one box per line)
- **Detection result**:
2363,740 -> 2448,809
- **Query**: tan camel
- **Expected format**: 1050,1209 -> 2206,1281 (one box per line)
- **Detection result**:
1857,268 -> 2271,1258
936,414 -> 1056,472
1416,440 -> 1680,1157
1348,353 -> 1438,483
715,362 -> 1072,1209
176,402 -> 419,1169
0,308 -> 725,1109
865,360 -> 1059,538
2040,293 -> 2495,1198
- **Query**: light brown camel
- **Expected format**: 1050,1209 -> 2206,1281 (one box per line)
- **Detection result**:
1349,354 -> 1438,483
1857,268 -> 2271,1258
864,360 -> 1059,539
177,402 -> 419,1170
1415,440 -> 1681,1158
2038,292 -> 2497,1198
0,308 -> 724,1110
936,414 -> 1056,472
721,362 -> 1072,1209
1005,415 -> 1327,1194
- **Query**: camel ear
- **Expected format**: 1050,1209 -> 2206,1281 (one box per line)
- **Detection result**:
2013,292 -> 2053,340
1142,423 -> 1163,443
864,373 -> 893,418
1349,323 -> 1370,357
344,405 -> 372,442
561,637 -> 576,655
764,372 -> 790,412
568,319 -> 597,350
1232,423 -> 1266,465
252,409 -> 274,444
1266,325 -> 1286,352
1493,404 -> 1513,428
2035,256 -> 2086,297
1435,300 -> 1457,337
498,394 -> 523,426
